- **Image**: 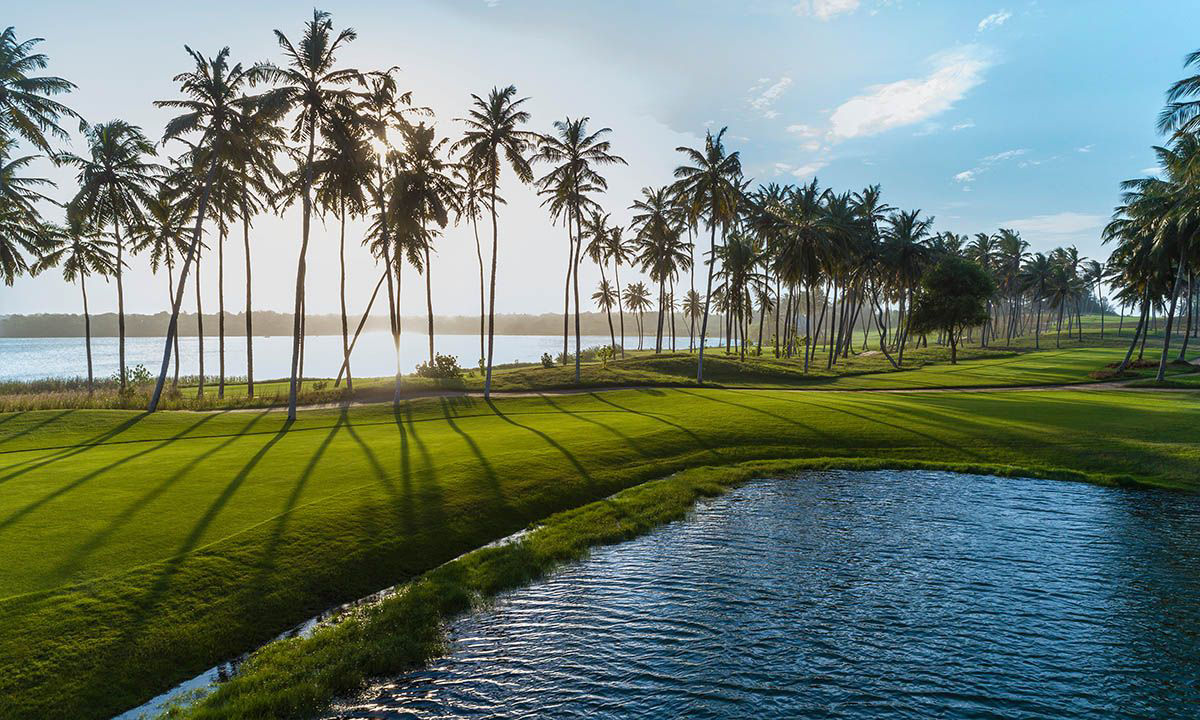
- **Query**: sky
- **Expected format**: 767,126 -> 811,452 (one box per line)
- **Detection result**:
3,0 -> 1197,317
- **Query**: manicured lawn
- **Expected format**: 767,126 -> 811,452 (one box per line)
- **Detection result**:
2,384 -> 1200,717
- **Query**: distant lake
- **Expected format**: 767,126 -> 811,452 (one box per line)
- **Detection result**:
0,333 -> 706,382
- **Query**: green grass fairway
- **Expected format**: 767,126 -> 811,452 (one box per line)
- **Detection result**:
2,385 -> 1200,717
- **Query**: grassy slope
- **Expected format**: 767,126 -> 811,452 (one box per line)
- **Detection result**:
2,381 -> 1200,717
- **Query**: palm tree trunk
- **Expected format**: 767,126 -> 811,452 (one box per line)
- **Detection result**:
114,218 -> 126,393
561,224 -> 572,366
242,201 -> 254,398
1117,293 -> 1149,373
1056,303 -> 1063,349
81,276 -> 93,394
600,264 -> 616,352
424,224 -> 435,366
696,221 -> 718,383
473,215 -> 485,365
614,260 -> 625,358
1157,255 -> 1187,381
149,153 -> 219,411
1034,299 -> 1042,350
670,283 -> 677,352
339,202 -> 352,392
167,266 -> 179,388
287,132 -> 317,422
1178,273 -> 1194,361
656,280 -> 665,353
572,209 -> 583,382
337,268 -> 388,385
217,226 -> 226,400
195,245 -> 205,399
483,168 -> 500,399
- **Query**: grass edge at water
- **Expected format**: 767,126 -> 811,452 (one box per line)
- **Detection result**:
171,455 -> 1153,719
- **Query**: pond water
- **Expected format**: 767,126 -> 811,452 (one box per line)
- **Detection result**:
0,333 -> 705,382
327,470 -> 1200,719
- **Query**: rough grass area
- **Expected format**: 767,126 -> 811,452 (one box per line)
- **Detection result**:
171,456 -> 1152,719
3,385 -> 1200,718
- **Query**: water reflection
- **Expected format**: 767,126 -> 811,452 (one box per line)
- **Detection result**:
329,470 -> 1200,719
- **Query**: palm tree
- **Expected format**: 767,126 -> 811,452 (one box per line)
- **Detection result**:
452,162 -> 491,364
880,209 -> 933,363
57,120 -> 158,393
605,224 -> 633,357
35,211 -> 116,392
714,232 -> 767,360
672,127 -> 741,382
1082,259 -> 1106,339
252,8 -> 361,421
452,85 -> 538,398
0,27 -> 78,153
533,117 -> 626,382
631,186 -> 691,353
682,289 -> 703,350
623,281 -> 652,350
395,122 -> 456,366
592,279 -> 619,349
0,136 -> 56,284
1020,252 -> 1053,349
149,46 -> 252,412
130,188 -> 189,386
582,210 -> 617,352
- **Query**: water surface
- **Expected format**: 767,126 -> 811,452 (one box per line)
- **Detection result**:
329,470 -> 1200,719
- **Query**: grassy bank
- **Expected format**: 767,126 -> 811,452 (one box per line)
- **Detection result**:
2,384 -> 1200,717
172,455 -> 1149,719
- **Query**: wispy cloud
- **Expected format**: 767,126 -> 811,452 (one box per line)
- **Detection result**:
954,148 -> 1028,183
792,160 -> 829,178
1000,212 -> 1106,241
1141,165 -> 1162,175
793,0 -> 860,21
748,77 -> 792,119
952,120 -> 976,131
1076,144 -> 1094,153
977,10 -> 1012,31
830,46 -> 992,140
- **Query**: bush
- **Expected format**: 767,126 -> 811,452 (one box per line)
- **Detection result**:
540,352 -> 555,369
416,353 -> 464,379
597,346 -> 614,366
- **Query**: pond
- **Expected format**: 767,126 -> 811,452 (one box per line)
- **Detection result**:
326,470 -> 1200,719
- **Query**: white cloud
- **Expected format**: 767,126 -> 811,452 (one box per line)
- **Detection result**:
952,120 -> 976,131
954,148 -> 1028,183
792,161 -> 829,177
1076,144 -> 1093,153
982,148 -> 1027,163
954,170 -> 976,183
1141,165 -> 1162,175
793,0 -> 860,21
1001,212 -> 1106,239
830,46 -> 992,140
977,10 -> 1012,31
748,77 -> 792,118
786,123 -> 820,137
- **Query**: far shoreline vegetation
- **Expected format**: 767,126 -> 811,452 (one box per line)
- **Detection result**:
4,8 -> 1200,720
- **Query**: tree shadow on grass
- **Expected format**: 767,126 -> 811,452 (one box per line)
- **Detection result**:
485,398 -> 593,484
438,397 -> 511,514
48,411 -> 273,585
538,394 -> 654,460
0,411 -> 149,485
587,392 -> 717,458
0,409 -> 72,450
672,388 -> 839,444
0,412 -> 218,535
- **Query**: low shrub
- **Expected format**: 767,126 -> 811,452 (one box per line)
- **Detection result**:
415,353 -> 464,379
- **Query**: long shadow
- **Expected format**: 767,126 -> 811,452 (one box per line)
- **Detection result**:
485,398 -> 593,484
0,409 -> 71,449
539,394 -> 654,459
673,387 -> 839,443
588,392 -> 717,457
400,403 -> 448,532
438,397 -> 510,513
48,411 -> 272,582
0,412 -> 149,485
0,412 -> 221,534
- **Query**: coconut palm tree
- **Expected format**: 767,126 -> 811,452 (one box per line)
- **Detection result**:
452,85 -> 538,398
714,232 -> 767,360
533,117 -> 626,382
682,289 -> 703,350
130,188 -> 189,386
672,127 -> 741,382
0,136 -> 56,284
1082,259 -> 1107,339
592,279 -> 619,349
582,210 -> 617,352
452,162 -> 491,364
35,211 -> 116,392
623,280 -> 652,350
631,185 -> 691,353
57,120 -> 158,392
149,46 -> 253,412
252,8 -> 361,420
0,27 -> 78,153
395,122 -> 456,366
605,224 -> 634,357
1020,252 -> 1053,349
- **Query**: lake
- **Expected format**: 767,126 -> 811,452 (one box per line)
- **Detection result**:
327,470 -> 1200,719
0,333 -> 705,382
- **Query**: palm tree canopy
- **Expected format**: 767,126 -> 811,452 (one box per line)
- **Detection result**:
0,27 -> 78,152
57,119 -> 159,230
451,85 -> 537,188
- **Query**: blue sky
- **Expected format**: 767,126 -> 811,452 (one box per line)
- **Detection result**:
4,0 -> 1196,316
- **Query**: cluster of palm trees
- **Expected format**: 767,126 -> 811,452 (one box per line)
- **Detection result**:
9,15 -> 1197,415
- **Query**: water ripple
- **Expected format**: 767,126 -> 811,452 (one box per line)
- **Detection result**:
327,470 -> 1200,719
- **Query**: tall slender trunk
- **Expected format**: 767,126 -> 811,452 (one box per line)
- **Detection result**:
598,261 -> 616,351
561,223 -> 572,365
696,221 -> 718,383
1178,273 -> 1194,361
242,199 -> 254,398
1157,254 -> 1187,381
167,266 -> 179,388
572,209 -> 583,381
670,283 -> 677,352
217,226 -> 226,399
614,260 -> 625,357
195,244 -> 205,399
150,153 -> 220,412
1117,292 -> 1149,373
1034,297 -> 1042,350
114,218 -> 126,392
655,279 -> 665,353
424,219 -> 434,366
483,166 -> 500,398
1055,302 -> 1063,349
287,131 -> 317,422
339,202 -> 352,392
337,268 -> 388,385
81,276 -> 93,393
473,215 -> 485,365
